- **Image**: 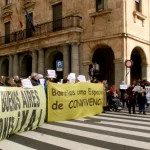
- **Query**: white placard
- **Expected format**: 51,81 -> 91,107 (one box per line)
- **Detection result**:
47,70 -> 56,78
77,75 -> 86,82
132,86 -> 141,92
39,79 -> 45,88
120,84 -> 128,90
60,79 -> 63,84
145,86 -> 150,104
70,73 -> 75,78
67,75 -> 70,80
68,73 -> 76,84
21,79 -> 33,88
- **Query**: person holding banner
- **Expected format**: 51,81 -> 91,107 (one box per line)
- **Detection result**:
5,77 -> 17,87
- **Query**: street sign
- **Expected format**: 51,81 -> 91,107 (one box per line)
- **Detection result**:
125,60 -> 133,68
56,61 -> 63,71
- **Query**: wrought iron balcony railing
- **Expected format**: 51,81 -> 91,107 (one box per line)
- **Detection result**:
0,15 -> 82,45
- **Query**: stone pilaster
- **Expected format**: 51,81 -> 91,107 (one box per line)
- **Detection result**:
63,44 -> 70,78
71,41 -> 80,76
142,64 -> 150,81
32,50 -> 38,73
13,54 -> 19,76
114,58 -> 125,88
9,55 -> 13,77
82,61 -> 90,80
38,49 -> 44,75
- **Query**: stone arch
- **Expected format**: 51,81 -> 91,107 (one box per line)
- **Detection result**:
46,50 -> 63,79
131,46 -> 147,82
89,43 -> 116,62
1,59 -> 9,76
91,44 -> 115,87
20,55 -> 32,77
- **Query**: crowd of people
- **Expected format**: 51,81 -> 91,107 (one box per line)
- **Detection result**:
0,73 -> 149,115
106,79 -> 150,115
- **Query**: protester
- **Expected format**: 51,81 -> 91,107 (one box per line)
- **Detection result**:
0,77 -> 4,86
31,73 -> 40,86
63,79 -> 69,84
127,83 -> 136,114
5,77 -> 17,87
119,81 -> 127,108
16,79 -> 22,87
110,85 -> 119,97
14,76 -> 20,84
137,87 -> 147,115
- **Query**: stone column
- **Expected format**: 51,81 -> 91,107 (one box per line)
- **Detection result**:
9,55 -> 13,77
114,58 -> 125,88
38,49 -> 44,75
63,44 -> 70,78
71,41 -> 80,76
82,61 -> 90,80
32,50 -> 38,73
13,54 -> 19,76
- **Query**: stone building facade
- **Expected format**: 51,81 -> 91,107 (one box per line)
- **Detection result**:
0,0 -> 150,87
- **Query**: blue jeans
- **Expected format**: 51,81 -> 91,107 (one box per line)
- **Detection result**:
139,105 -> 145,111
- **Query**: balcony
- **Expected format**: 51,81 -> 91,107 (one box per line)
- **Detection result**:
0,15 -> 82,45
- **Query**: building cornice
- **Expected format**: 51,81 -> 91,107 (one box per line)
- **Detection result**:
1,3 -> 12,19
81,33 -> 150,46
23,0 -> 35,8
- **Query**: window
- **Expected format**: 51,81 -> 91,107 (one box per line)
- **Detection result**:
135,0 -> 140,12
96,0 -> 104,11
53,3 -> 62,31
6,0 -> 12,5
5,22 -> 10,44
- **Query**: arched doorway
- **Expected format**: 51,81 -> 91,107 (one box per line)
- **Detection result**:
21,55 -> 32,77
131,47 -> 147,82
47,51 -> 63,79
92,46 -> 115,87
1,59 -> 9,76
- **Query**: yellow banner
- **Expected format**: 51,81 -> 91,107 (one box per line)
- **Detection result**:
0,85 -> 46,141
47,82 -> 104,122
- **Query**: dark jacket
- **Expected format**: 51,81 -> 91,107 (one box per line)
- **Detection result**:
137,92 -> 146,105
31,78 -> 39,86
127,87 -> 136,101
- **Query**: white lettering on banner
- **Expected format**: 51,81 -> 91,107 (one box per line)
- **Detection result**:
47,70 -> 56,78
120,85 -> 128,90
21,79 -> 33,88
39,79 -> 45,88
